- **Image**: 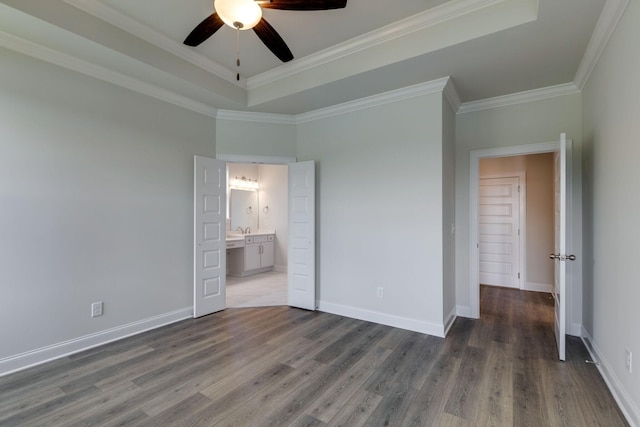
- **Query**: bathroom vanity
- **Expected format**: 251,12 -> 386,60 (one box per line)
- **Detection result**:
226,232 -> 275,276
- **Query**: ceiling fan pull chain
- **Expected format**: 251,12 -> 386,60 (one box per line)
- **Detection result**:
236,26 -> 240,81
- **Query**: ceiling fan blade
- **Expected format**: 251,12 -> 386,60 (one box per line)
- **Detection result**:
253,18 -> 294,62
258,0 -> 347,11
184,13 -> 224,46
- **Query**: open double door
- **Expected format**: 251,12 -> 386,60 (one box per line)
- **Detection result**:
192,157 -> 316,318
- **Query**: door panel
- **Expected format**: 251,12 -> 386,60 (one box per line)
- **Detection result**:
288,161 -> 316,310
479,177 -> 520,288
194,156 -> 226,318
552,134 -> 569,361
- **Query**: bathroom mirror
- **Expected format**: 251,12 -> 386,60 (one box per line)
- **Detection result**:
230,189 -> 258,232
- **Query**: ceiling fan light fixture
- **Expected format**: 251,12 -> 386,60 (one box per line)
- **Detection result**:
214,0 -> 262,30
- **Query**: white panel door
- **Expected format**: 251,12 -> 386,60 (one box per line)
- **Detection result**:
288,161 -> 316,310
551,134 -> 570,361
194,156 -> 226,318
479,177 -> 520,288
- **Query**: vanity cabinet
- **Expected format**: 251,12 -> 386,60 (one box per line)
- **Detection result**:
227,233 -> 275,276
244,235 -> 274,271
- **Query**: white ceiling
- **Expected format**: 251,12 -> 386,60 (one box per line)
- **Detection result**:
0,0 -> 606,115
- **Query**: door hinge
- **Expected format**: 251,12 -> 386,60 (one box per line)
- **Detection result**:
518,185 -> 521,192
518,273 -> 520,279
518,229 -> 520,236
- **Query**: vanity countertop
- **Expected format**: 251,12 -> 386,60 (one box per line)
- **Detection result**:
226,230 -> 275,241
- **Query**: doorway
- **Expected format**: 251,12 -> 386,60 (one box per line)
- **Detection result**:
193,155 -> 316,317
469,140 -> 576,327
225,161 -> 289,308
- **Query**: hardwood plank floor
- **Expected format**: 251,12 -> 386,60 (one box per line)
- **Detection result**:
0,286 -> 628,426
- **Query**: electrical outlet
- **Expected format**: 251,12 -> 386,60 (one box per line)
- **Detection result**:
625,348 -> 632,373
377,287 -> 383,298
91,302 -> 103,317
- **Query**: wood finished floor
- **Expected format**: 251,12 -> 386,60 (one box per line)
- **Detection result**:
0,286 -> 628,426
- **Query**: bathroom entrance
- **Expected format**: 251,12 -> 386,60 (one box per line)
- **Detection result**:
193,155 -> 316,317
225,161 -> 289,308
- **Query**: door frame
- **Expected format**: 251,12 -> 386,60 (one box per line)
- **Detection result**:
478,172 -> 526,290
216,154 -> 297,306
469,140 -> 576,324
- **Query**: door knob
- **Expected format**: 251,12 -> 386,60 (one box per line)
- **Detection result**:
550,253 -> 576,261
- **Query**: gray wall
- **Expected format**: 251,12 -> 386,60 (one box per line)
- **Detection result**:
297,93 -> 447,334
0,49 -> 215,361
216,119 -> 296,158
442,97 -> 457,327
582,0 -> 640,415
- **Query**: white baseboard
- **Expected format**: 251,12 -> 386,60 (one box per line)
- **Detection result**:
569,322 -> 582,337
0,307 -> 192,377
444,306 -> 457,336
456,305 -> 475,318
317,301 -> 445,338
581,328 -> 640,427
273,264 -> 287,273
524,281 -> 554,293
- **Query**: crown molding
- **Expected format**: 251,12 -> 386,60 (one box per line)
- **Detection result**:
573,0 -> 630,89
443,78 -> 461,112
247,0 -> 503,91
0,29 -> 218,118
457,82 -> 581,114
296,77 -> 450,123
63,0 -> 241,86
216,110 -> 296,125
217,154 -> 296,164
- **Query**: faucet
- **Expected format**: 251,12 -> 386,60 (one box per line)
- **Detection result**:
236,226 -> 244,234
244,226 -> 251,234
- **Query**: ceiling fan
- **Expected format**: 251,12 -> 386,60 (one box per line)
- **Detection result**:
184,0 -> 348,63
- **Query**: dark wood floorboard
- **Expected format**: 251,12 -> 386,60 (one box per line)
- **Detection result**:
0,287 -> 628,426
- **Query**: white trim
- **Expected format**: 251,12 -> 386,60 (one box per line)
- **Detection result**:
318,301 -> 445,338
443,307 -> 457,337
0,30 -> 219,118
273,265 -> 288,273
469,141 -> 560,318
456,305 -> 474,318
458,83 -> 581,114
443,78 -> 462,112
63,0 -> 239,86
581,330 -> 640,427
217,154 -> 296,164
574,0 -> 630,89
296,77 -> 450,123
568,323 -> 582,337
216,110 -> 297,125
248,0 -> 502,90
0,307 -> 192,377
524,281 -> 553,293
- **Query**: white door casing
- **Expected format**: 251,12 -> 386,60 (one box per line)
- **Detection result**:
479,176 -> 521,289
288,161 -> 316,310
551,134 -> 571,361
469,139 -> 574,321
194,156 -> 226,318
